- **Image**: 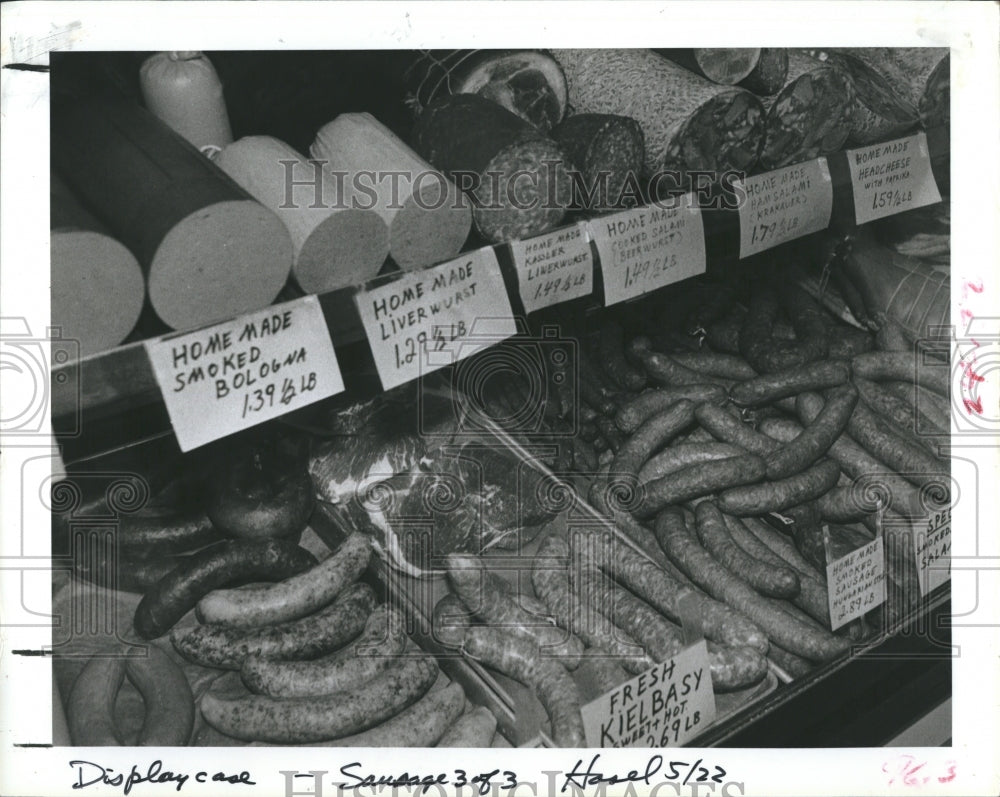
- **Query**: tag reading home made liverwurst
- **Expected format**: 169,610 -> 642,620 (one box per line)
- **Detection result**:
848,132 -> 942,224
146,295 -> 344,452
825,536 -> 887,631
915,507 -> 951,596
355,246 -> 517,391
736,158 -> 833,259
587,199 -> 706,307
581,640 -> 715,748
509,222 -> 593,313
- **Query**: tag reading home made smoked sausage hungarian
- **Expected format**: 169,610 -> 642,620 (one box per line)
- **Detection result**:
736,158 -> 833,259
355,246 -> 517,391
509,222 -> 593,313
848,132 -> 942,225
587,199 -> 706,307
825,536 -> 887,631
146,296 -> 344,452
915,507 -> 951,596
581,640 -> 716,748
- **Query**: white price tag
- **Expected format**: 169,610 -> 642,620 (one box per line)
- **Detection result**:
581,640 -> 716,748
509,223 -> 593,313
826,536 -> 887,631
146,296 -> 344,452
915,507 -> 951,596
847,132 -> 942,224
736,158 -> 833,258
587,199 -> 706,307
355,246 -> 517,391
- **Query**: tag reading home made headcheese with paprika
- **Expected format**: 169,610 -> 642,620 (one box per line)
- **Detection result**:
847,132 -> 942,224
355,246 -> 517,391
736,158 -> 833,259
587,199 -> 706,307
146,295 -> 344,451
581,640 -> 716,748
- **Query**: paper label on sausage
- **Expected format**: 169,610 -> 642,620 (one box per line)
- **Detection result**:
355,246 -> 517,391
146,295 -> 344,452
826,536 -> 887,631
581,640 -> 716,748
587,199 -> 706,307
736,158 -> 833,258
509,222 -> 593,313
915,507 -> 951,596
847,132 -> 942,224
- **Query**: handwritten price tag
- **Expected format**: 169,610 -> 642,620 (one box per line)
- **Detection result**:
581,640 -> 715,748
355,246 -> 517,391
509,223 -> 593,313
915,507 -> 951,596
146,296 -> 344,452
826,536 -> 887,631
736,158 -> 833,258
587,199 -> 706,307
847,132 -> 942,224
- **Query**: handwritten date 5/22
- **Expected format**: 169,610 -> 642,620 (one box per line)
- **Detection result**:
883,755 -> 957,786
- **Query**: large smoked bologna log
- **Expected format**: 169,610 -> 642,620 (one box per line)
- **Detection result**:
551,49 -> 765,177
654,49 -> 762,85
739,48 -> 790,96
216,136 -> 389,293
50,173 -> 145,357
411,93 -> 573,244
825,48 -> 950,145
310,113 -> 471,270
50,92 -> 292,331
139,51 -> 233,155
758,51 -> 856,170
551,113 -> 645,212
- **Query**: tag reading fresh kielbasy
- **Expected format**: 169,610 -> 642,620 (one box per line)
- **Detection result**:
355,246 -> 517,391
587,199 -> 706,307
146,295 -> 344,452
736,158 -> 833,259
847,132 -> 942,224
509,222 -> 593,313
581,640 -> 715,748
915,507 -> 951,596
826,536 -> 887,631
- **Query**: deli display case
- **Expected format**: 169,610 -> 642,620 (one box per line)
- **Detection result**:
46,47 -> 954,751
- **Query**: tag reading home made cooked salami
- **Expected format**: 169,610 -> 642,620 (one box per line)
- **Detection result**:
825,536 -> 887,631
146,295 -> 344,452
581,640 -> 716,748
848,132 -> 942,224
736,158 -> 833,259
509,222 -> 593,313
587,199 -> 706,307
915,507 -> 951,596
355,246 -> 517,391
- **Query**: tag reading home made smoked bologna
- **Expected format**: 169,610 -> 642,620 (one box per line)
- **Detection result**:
509,222 -> 593,313
848,132 -> 942,224
581,640 -> 715,748
146,296 -> 344,452
915,507 -> 951,596
587,199 -> 706,307
736,158 -> 833,258
825,536 -> 887,631
356,246 -> 517,391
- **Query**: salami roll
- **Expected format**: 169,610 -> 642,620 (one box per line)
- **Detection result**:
551,49 -> 765,177
826,48 -> 949,143
758,51 -> 855,170
739,48 -> 790,96
411,93 -> 572,244
653,49 -> 762,85
551,113 -> 645,213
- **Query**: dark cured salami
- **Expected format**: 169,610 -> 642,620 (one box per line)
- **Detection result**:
411,93 -> 572,244
738,48 -> 790,96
